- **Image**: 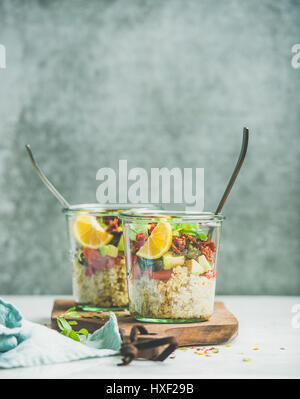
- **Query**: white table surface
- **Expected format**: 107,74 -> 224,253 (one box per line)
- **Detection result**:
0,295 -> 299,379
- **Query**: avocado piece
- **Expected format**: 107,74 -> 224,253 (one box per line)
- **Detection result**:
186,259 -> 205,275
99,244 -> 118,258
117,234 -> 124,251
185,246 -> 202,260
163,254 -> 185,270
197,255 -> 212,273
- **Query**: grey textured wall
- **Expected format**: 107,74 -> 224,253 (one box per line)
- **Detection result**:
0,0 -> 299,295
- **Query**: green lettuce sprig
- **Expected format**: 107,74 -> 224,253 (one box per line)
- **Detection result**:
171,223 -> 207,241
57,307 -> 89,343
129,222 -> 149,241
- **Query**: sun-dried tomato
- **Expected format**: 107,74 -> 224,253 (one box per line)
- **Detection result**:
200,245 -> 213,262
204,240 -> 217,253
131,232 -> 146,253
181,233 -> 216,261
182,233 -> 198,246
172,235 -> 186,254
106,218 -> 120,233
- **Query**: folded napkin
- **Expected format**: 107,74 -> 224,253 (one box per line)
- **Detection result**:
0,298 -> 122,369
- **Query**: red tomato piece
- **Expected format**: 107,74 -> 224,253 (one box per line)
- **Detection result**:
83,248 -> 116,270
151,269 -> 173,281
202,270 -> 217,279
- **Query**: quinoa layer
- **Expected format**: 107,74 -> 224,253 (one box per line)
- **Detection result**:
72,258 -> 128,307
129,266 -> 216,320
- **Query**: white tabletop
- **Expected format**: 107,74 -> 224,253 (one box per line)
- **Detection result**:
0,295 -> 299,379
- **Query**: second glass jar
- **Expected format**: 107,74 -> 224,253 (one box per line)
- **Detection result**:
64,204 -> 158,310
121,210 -> 224,323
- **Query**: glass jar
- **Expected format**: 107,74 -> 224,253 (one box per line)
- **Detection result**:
120,210 -> 225,323
64,204 -> 158,311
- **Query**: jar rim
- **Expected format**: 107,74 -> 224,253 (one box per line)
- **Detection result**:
62,203 -> 160,216
120,209 -> 225,223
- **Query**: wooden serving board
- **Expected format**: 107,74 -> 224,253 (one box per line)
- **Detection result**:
51,299 -> 238,346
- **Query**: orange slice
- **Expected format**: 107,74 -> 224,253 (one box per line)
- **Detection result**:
136,222 -> 172,259
72,214 -> 113,249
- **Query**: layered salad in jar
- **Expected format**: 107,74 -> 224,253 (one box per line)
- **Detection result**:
121,211 -> 224,322
65,206 -> 128,310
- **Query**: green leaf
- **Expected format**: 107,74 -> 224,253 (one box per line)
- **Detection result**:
57,316 -> 72,331
65,311 -> 81,318
171,223 -> 182,231
68,330 -> 81,342
129,222 -> 148,241
65,307 -> 76,313
78,329 -> 89,339
78,305 -> 104,312
179,223 -> 208,241
56,314 -> 91,344
57,317 -> 64,331
68,321 -> 78,326
196,230 -> 207,241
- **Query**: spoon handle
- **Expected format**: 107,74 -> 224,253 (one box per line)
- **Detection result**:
25,144 -> 71,209
207,128 -> 249,241
214,127 -> 249,215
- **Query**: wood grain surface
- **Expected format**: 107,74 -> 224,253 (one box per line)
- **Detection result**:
51,299 -> 238,346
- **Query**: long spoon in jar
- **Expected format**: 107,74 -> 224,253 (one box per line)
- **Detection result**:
25,144 -> 71,209
208,127 -> 249,239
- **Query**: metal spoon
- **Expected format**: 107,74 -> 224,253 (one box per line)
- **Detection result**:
25,144 -> 71,209
208,127 -> 249,239
214,127 -> 249,215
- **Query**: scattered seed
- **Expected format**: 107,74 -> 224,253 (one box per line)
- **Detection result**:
225,345 -> 231,348
243,358 -> 251,362
253,348 -> 260,351
212,349 -> 219,353
238,352 -> 244,355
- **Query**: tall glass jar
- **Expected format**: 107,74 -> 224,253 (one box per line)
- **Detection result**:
120,210 -> 225,323
64,204 -> 158,311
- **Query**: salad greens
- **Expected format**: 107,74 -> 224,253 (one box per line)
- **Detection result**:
57,307 -> 89,343
129,222 -> 149,241
171,223 -> 207,241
